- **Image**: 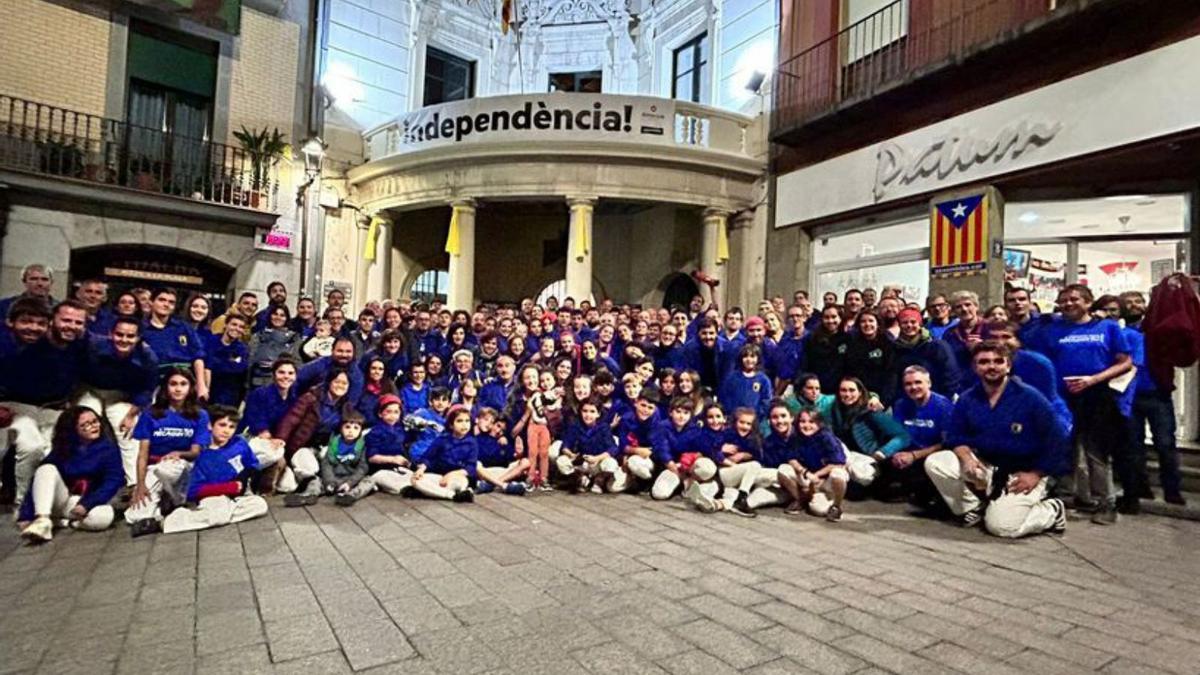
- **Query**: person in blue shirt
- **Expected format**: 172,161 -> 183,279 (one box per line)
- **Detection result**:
648,398 -> 702,500
1037,284 -> 1133,524
771,308 -> 808,395
682,405 -> 760,517
472,407 -> 529,495
78,317 -> 159,485
203,314 -> 250,407
140,288 -> 208,400
617,389 -> 662,490
891,366 -> 954,508
18,406 -> 124,542
357,356 -> 399,428
125,368 -> 212,535
828,376 -> 910,499
776,409 -> 849,521
555,398 -> 622,493
925,341 -> 1070,538
980,320 -> 1073,436
411,406 -> 478,502
361,330 -> 409,384
406,387 -> 453,468
1119,291 -> 1185,506
400,361 -> 431,414
297,337 -> 364,403
654,323 -> 687,372
717,343 -> 773,422
363,394 -> 413,495
924,293 -> 958,340
161,406 -> 269,533
681,319 -> 733,393
893,308 -> 961,398
241,357 -> 299,439
479,356 -> 518,413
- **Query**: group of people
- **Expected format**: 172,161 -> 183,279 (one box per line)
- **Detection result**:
0,262 -> 1185,545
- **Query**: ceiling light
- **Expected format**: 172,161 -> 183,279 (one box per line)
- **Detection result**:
1018,211 -> 1039,223
1104,195 -> 1149,202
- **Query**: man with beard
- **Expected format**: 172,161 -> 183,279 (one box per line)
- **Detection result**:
682,318 -> 732,393
924,341 -> 1069,537
0,300 -> 88,506
297,337 -> 364,404
255,281 -> 289,332
1120,291 -> 1184,505
877,296 -> 903,339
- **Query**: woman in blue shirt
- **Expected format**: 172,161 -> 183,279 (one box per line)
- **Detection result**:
19,407 -> 124,542
1040,284 -> 1133,523
126,368 -> 212,534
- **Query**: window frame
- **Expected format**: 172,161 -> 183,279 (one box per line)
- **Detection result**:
671,32 -> 709,104
423,46 -> 477,106
547,71 -> 604,94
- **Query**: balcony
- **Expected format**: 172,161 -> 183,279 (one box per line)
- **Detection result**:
0,94 -> 280,226
772,0 -> 1059,145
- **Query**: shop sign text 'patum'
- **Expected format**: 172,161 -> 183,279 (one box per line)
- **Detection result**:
873,119 -> 1062,201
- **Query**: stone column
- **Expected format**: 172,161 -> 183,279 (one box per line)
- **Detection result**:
566,196 -> 597,303
365,216 -> 393,302
701,207 -> 731,308
727,209 -> 759,309
446,199 -> 477,311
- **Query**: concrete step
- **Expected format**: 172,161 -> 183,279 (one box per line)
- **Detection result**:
1140,491 -> 1200,521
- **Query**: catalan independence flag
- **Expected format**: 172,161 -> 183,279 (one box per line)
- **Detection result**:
931,194 -> 988,275
501,0 -> 514,34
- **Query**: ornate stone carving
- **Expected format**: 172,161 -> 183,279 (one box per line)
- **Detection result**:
522,0 -> 630,27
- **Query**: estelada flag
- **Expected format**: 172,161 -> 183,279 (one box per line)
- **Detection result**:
501,0 -> 514,34
931,194 -> 988,276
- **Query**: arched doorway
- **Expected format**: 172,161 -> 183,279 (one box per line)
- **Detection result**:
660,272 -> 700,310
71,245 -> 236,314
409,269 -> 449,304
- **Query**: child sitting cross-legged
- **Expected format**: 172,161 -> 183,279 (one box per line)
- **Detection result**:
161,406 -> 269,533
410,406 -> 478,502
473,407 -> 529,496
284,410 -> 372,507
778,409 -> 850,522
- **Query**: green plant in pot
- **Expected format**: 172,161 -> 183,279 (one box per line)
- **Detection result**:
232,126 -> 288,209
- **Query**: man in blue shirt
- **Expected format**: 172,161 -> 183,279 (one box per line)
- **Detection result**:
141,288 -> 208,400
891,365 -> 954,508
924,341 -> 1070,538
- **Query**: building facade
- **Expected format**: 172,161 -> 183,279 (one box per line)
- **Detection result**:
316,0 -> 778,311
0,0 -> 316,310
768,0 -> 1200,437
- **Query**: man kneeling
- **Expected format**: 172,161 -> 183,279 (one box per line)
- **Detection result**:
925,341 -> 1069,538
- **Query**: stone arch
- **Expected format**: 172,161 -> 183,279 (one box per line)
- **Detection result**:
70,243 -> 237,309
643,271 -> 700,309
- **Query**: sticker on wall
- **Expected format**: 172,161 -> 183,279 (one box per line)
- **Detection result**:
930,193 -> 989,277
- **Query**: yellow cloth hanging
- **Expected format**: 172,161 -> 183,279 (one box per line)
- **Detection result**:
716,217 -> 730,264
571,204 -> 591,261
445,207 -> 461,256
363,216 -> 382,261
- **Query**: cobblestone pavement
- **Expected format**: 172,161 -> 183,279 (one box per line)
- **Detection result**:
3,494 -> 1200,675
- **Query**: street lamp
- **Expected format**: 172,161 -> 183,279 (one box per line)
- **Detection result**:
297,136 -> 326,304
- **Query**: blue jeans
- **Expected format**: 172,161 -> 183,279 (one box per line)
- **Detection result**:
1128,391 -> 1182,496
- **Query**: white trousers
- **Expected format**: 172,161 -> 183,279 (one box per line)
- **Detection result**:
924,450 -> 1059,538
844,450 -> 878,486
124,458 -> 189,523
686,459 -> 763,512
554,455 -> 627,492
799,467 -> 850,516
413,472 -> 469,500
371,468 -> 414,494
625,454 -> 654,480
745,466 -> 793,509
76,389 -> 140,486
247,437 -> 286,467
162,495 -> 268,534
0,401 -> 60,506
29,464 -> 115,530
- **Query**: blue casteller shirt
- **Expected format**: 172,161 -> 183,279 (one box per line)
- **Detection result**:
240,384 -> 296,436
18,438 -> 124,521
297,356 -> 364,403
405,408 -> 446,465
717,370 -> 774,420
761,431 -> 799,468
720,428 -> 761,460
133,408 -> 212,457
476,431 -> 515,467
82,338 -> 160,408
892,392 -> 954,451
142,317 -> 205,367
795,429 -> 846,471
186,437 -> 260,501
364,422 -> 407,467
651,422 -> 701,465
0,335 -> 86,404
400,382 -> 430,416
422,433 -> 478,478
1039,317 -> 1130,397
945,379 -> 1070,477
561,420 -> 617,458
616,409 -> 662,451
203,333 -> 250,407
772,333 -> 807,384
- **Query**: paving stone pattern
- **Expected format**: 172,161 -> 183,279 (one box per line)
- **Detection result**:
2,494 -> 1200,674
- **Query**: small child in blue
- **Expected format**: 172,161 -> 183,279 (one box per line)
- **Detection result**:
473,407 -> 528,495
406,386 -> 453,467
365,394 -> 414,495
717,343 -> 774,422
556,398 -> 623,493
411,406 -> 478,502
777,410 -> 849,521
285,411 -> 372,507
161,406 -> 269,534
682,405 -> 761,517
400,362 -> 431,414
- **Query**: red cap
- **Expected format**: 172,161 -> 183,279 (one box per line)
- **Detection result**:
377,394 -> 402,412
542,311 -> 558,323
898,308 -> 923,324
745,316 -> 766,330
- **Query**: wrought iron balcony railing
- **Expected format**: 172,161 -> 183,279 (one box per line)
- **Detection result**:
0,94 -> 279,211
773,0 -> 1055,138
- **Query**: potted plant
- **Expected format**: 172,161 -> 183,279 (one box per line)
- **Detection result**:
232,126 -> 288,209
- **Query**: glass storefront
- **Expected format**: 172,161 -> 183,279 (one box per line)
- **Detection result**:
810,193 -> 1196,439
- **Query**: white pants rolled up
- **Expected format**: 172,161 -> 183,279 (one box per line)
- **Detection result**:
651,469 -> 681,500
625,454 -> 654,480
844,450 -> 878,486
412,472 -> 469,500
162,495 -> 269,534
292,447 -> 320,480
0,401 -> 60,506
371,468 -> 414,494
29,464 -> 115,531
124,458 -> 189,523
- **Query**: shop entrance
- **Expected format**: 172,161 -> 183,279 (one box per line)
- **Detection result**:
70,244 -> 235,315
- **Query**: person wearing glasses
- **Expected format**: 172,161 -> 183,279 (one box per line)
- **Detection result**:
924,293 -> 957,340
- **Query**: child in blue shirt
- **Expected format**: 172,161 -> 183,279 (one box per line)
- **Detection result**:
365,394 -> 413,495
411,406 -> 478,502
649,398 -> 702,500
557,398 -> 622,493
406,386 -> 453,467
718,343 -> 774,422
285,411 -> 372,507
778,410 -> 849,521
473,407 -> 528,495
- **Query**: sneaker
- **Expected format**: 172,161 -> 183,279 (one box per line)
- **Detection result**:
129,518 -> 161,538
476,482 -> 495,495
961,509 -> 982,528
20,516 -> 53,544
399,485 -> 419,499
1116,496 -> 1141,515
334,493 -> 356,507
1091,505 -> 1119,525
825,505 -> 843,522
284,493 -> 318,508
1071,498 -> 1101,514
452,488 -> 475,503
731,494 -> 757,518
539,483 -> 555,492
1164,491 -> 1187,506
1047,498 -> 1067,534
503,482 -> 527,496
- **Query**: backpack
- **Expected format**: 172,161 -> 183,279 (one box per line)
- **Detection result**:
1143,273 -> 1200,392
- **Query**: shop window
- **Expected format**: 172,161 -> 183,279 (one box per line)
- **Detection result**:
1005,195 -> 1189,240
844,0 -> 908,62
424,47 -> 476,106
813,217 -> 927,265
549,71 -> 603,93
817,259 -> 928,307
411,269 -> 448,304
672,33 -> 710,104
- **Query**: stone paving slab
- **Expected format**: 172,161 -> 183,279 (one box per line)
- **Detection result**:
3,494 -> 1200,674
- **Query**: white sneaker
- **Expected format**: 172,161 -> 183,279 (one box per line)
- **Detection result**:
21,516 -> 53,544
